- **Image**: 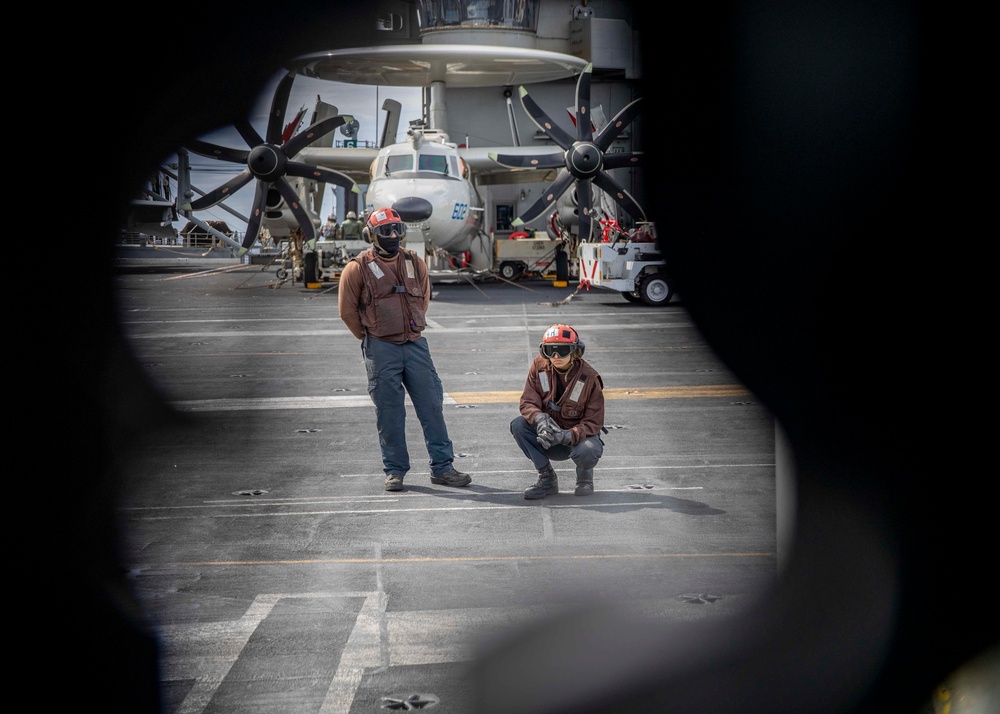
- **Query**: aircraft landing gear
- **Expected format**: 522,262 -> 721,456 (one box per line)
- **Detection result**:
303,251 -> 319,285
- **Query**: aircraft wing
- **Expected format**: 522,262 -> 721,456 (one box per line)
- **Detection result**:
301,144 -> 565,186
297,146 -> 380,185
460,146 -> 565,185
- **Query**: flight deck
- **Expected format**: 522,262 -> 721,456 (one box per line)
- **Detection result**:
112,257 -> 777,714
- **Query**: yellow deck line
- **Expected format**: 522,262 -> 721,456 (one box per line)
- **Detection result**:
447,385 -> 752,404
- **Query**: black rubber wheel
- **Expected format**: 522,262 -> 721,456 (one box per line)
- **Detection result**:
556,250 -> 569,281
622,291 -> 642,303
638,273 -> 673,306
499,261 -> 524,280
276,268 -> 288,280
303,251 -> 319,284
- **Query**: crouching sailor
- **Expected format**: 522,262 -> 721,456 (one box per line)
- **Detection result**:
510,324 -> 606,499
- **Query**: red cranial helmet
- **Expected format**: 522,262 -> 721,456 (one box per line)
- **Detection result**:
366,207 -> 403,230
539,324 -> 585,359
363,207 -> 407,245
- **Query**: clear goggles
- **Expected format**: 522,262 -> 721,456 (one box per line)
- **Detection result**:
373,221 -> 407,239
540,343 -> 576,358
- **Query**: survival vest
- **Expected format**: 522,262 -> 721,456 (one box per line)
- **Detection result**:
529,355 -> 606,436
351,248 -> 427,340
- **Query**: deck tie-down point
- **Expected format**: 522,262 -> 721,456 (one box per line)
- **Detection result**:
381,692 -> 440,710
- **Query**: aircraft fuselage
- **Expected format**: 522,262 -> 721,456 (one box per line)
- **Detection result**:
365,132 -> 484,255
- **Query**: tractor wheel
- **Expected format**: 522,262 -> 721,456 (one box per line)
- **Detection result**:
499,261 -> 524,281
638,273 -> 673,306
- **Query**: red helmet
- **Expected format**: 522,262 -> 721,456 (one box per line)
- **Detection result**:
366,207 -> 403,229
363,208 -> 407,244
539,324 -> 585,359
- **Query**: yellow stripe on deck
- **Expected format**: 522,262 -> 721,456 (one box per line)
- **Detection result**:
172,385 -> 753,412
447,385 -> 752,404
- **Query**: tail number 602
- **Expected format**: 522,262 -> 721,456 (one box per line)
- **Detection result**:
451,203 -> 468,221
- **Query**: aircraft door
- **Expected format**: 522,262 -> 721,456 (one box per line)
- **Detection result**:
495,204 -> 514,232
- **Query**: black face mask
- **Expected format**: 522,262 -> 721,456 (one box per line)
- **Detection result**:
375,236 -> 400,257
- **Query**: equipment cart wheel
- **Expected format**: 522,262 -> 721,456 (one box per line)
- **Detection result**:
638,273 -> 673,306
276,268 -> 289,280
622,291 -> 642,303
498,261 -> 525,281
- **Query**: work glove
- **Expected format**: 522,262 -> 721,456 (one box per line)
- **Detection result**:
534,413 -> 555,449
538,424 -> 572,449
552,426 -> 573,446
535,414 -> 572,449
533,413 -> 555,436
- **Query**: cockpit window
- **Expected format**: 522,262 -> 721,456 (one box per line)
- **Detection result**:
418,154 -> 449,174
385,155 -> 413,174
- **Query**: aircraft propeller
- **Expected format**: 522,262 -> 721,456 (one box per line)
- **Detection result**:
488,63 -> 644,242
182,70 -> 360,254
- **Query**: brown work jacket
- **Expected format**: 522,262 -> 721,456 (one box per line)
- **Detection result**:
518,355 -> 605,445
338,247 -> 429,344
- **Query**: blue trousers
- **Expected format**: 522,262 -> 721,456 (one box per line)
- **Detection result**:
510,415 -> 604,473
362,335 -> 455,477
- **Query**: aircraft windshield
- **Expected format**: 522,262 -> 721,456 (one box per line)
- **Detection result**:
383,153 -> 452,177
385,155 -> 413,174
418,154 -> 449,174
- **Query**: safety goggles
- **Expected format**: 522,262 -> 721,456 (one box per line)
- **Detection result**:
373,221 -> 407,239
540,343 -> 575,358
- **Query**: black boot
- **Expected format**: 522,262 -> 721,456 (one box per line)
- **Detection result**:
575,466 -> 594,496
524,465 -> 559,500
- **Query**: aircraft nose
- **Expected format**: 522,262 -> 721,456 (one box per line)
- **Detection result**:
392,196 -> 433,222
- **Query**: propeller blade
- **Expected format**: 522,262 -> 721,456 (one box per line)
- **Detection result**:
593,171 -> 646,221
286,162 -> 359,192
283,114 -> 349,157
265,71 -> 295,145
595,97 -> 644,152
518,86 -> 574,149
577,179 -> 593,242
575,64 -> 593,143
185,71 -> 349,255
240,183 -> 269,253
488,152 -> 563,170
185,169 -> 253,210
602,151 -> 643,171
275,178 -> 316,245
234,120 -> 264,149
186,139 -> 249,164
512,171 -> 575,226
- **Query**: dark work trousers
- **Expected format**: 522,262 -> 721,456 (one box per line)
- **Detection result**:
362,334 -> 456,477
510,415 -> 604,473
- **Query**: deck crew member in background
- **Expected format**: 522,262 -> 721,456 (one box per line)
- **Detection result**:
338,210 -> 363,240
511,324 -> 605,499
338,208 -> 472,492
319,214 -> 338,240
